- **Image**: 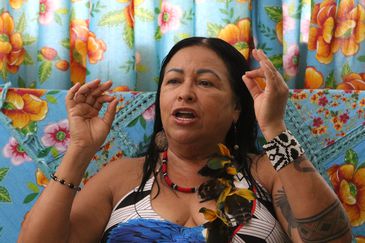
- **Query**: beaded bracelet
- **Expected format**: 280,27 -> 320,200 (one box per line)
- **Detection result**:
50,173 -> 81,191
262,130 -> 305,171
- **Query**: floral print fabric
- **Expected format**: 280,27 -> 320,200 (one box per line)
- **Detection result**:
0,0 -> 364,91
0,88 -> 364,241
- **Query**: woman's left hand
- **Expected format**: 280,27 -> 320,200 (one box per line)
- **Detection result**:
242,49 -> 289,141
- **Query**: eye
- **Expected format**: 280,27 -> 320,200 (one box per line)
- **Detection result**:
198,80 -> 213,87
165,79 -> 180,85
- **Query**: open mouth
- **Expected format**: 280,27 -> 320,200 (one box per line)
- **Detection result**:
173,109 -> 197,120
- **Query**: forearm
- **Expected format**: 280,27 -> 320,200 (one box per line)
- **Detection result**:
274,157 -> 351,242
18,146 -> 95,243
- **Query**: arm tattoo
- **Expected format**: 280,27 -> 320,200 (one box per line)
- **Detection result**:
293,156 -> 315,173
296,200 -> 350,243
274,188 -> 297,237
274,188 -> 350,242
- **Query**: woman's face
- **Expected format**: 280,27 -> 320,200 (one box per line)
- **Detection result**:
159,46 -> 240,148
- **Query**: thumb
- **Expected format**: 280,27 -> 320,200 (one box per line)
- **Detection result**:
103,97 -> 118,128
242,74 -> 263,99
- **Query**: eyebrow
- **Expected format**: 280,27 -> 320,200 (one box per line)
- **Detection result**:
166,68 -> 221,80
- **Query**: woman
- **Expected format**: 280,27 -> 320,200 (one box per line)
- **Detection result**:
18,37 -> 351,242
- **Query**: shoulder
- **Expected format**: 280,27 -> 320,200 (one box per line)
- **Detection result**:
249,153 -> 278,194
87,157 -> 146,206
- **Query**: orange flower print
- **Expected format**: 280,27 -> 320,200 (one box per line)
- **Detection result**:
1,89 -> 48,129
327,150 -> 365,226
218,18 -> 251,60
0,12 -> 26,76
36,168 -> 49,187
337,72 -> 365,90
304,67 -> 324,89
356,236 -> 365,243
124,1 -> 134,28
9,0 -> 24,9
70,19 -> 107,84
332,0 -> 365,57
308,0 -> 336,64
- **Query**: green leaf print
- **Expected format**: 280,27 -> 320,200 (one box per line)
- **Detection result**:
207,23 -> 223,37
123,25 -> 134,49
341,63 -> 352,78
56,8 -> 68,15
265,6 -> 282,23
181,9 -> 194,25
127,117 -> 139,127
0,168 -> 9,182
51,147 -> 59,158
154,27 -> 162,40
47,90 -> 60,95
357,56 -> 365,62
139,116 -> 146,129
46,95 -> 57,104
54,13 -> 62,25
22,34 -> 36,46
0,186 -> 11,203
325,71 -> 336,89
39,61 -> 53,84
23,51 -> 34,65
27,182 -> 39,193
61,38 -> 70,49
98,10 -> 125,27
18,76 -> 26,88
135,8 -> 154,22
258,23 -> 277,40
23,193 -> 38,204
269,55 -> 283,69
16,13 -> 26,33
345,149 -> 358,167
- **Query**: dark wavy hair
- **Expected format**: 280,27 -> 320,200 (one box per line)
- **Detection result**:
137,37 -> 259,196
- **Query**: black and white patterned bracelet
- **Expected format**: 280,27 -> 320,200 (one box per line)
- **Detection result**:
262,130 -> 305,171
50,173 -> 81,191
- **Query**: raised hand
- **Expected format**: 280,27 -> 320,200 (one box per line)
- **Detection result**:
65,80 -> 118,153
242,49 -> 289,141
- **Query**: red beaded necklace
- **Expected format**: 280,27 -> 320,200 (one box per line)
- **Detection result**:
161,151 -> 197,193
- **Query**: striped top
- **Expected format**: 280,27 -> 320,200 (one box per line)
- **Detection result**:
101,175 -> 291,243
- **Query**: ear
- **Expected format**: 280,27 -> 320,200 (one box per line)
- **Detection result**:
233,103 -> 241,123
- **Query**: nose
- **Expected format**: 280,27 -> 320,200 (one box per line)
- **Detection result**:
177,81 -> 196,102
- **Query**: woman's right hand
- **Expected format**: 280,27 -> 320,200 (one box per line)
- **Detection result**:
66,80 -> 118,154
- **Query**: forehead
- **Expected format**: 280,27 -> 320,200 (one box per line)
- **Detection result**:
165,46 -> 228,75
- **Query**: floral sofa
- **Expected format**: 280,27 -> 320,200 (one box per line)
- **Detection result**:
0,86 -> 364,242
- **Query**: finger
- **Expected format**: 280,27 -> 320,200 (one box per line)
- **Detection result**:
242,74 -> 263,99
257,49 -> 277,71
261,61 -> 277,89
244,68 -> 265,79
66,82 -> 81,107
74,80 -> 101,102
85,80 -> 113,106
103,98 -> 118,128
252,49 -> 260,62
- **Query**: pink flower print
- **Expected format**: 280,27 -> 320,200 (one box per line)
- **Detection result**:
41,119 -> 70,152
312,117 -> 323,127
282,4 -> 295,33
339,113 -> 349,124
39,0 -> 58,25
158,2 -> 182,34
283,45 -> 299,77
142,104 -> 155,121
318,96 -> 329,106
3,137 -> 32,165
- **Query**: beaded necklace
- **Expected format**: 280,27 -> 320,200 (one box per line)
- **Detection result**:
161,151 -> 196,193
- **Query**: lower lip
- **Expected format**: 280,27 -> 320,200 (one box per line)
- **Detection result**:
172,116 -> 197,125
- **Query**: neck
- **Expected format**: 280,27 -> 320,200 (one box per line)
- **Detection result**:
162,143 -> 217,188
